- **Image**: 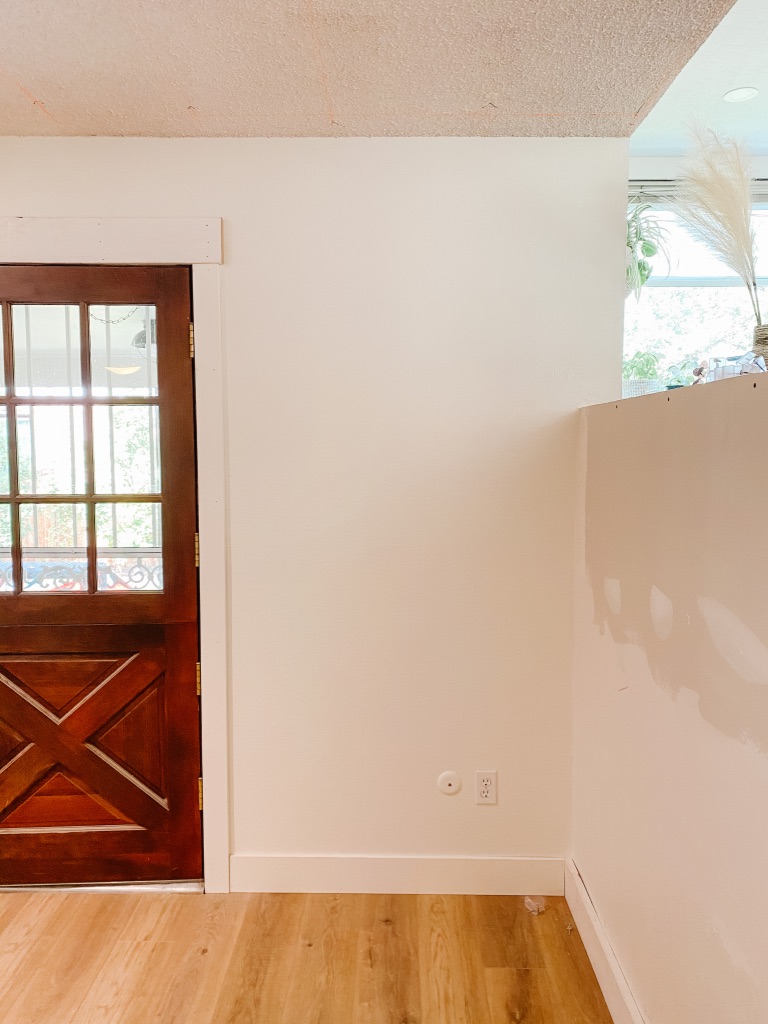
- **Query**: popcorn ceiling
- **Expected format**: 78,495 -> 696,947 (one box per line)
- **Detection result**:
0,0 -> 737,137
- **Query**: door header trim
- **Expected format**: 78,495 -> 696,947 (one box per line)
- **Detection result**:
0,218 -> 222,265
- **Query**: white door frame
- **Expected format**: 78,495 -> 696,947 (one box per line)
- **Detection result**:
0,217 -> 231,891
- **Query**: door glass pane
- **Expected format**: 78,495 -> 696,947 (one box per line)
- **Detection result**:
21,503 -> 88,593
0,409 -> 8,494
90,305 -> 158,397
96,502 -> 162,592
17,406 -> 86,495
12,305 -> 82,397
93,406 -> 161,494
0,314 -> 6,396
0,504 -> 11,592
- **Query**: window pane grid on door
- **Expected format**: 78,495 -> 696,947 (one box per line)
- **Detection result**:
93,405 -> 161,494
17,405 -> 87,494
9,497 -> 163,595
12,305 -> 83,398
0,300 -> 165,596
0,408 -> 9,494
0,311 -> 6,396
0,503 -> 11,592
20,502 -> 88,593
90,305 -> 158,397
96,502 -> 163,592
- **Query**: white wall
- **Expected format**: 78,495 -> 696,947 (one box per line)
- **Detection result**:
0,137 -> 627,891
573,378 -> 768,1023
629,154 -> 768,179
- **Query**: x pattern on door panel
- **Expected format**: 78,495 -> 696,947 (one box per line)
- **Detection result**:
0,648 -> 167,833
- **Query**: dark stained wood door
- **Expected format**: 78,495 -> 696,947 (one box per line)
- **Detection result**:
0,266 -> 202,884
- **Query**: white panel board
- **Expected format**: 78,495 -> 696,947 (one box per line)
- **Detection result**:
0,217 -> 222,264
230,855 -> 565,895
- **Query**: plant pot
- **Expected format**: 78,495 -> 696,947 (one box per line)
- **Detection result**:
753,325 -> 768,366
621,378 -> 661,399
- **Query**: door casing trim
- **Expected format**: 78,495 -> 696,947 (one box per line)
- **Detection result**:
0,218 -> 230,891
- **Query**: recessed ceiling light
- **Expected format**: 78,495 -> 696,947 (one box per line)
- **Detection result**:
723,87 -> 759,103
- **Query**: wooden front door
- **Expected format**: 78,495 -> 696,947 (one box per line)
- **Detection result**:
0,266 -> 202,885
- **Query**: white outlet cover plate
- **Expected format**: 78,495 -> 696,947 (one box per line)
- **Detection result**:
475,770 -> 498,804
437,771 -> 462,795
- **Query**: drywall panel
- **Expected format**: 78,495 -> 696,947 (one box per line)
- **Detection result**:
0,137 -> 627,886
573,379 -> 768,1023
0,216 -> 221,264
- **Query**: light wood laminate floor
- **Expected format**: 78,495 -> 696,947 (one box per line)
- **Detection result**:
0,892 -> 613,1023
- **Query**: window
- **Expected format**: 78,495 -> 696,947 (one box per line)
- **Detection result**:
623,184 -> 768,394
0,301 -> 163,594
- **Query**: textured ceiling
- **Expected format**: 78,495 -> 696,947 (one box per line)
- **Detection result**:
0,0 -> 737,138
632,0 -> 768,156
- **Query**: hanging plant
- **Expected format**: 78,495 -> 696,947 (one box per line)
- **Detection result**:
626,201 -> 667,299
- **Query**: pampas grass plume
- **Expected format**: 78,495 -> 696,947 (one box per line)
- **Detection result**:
676,127 -> 761,325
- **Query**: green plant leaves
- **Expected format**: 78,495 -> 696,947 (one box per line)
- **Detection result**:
622,349 -> 661,380
626,201 -> 668,299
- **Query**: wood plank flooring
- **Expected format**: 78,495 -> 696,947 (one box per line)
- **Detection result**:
0,892 -> 613,1023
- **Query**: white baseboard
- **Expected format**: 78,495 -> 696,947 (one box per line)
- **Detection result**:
565,860 -> 645,1024
230,854 -> 564,895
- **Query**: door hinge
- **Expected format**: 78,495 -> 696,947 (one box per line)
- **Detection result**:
189,322 -> 195,358
198,777 -> 204,811
195,533 -> 200,567
196,662 -> 201,696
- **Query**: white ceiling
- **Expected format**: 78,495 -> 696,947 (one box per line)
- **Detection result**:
0,0 -> 736,138
632,0 -> 768,156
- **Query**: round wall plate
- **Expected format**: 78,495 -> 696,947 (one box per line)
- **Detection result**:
437,770 -> 462,795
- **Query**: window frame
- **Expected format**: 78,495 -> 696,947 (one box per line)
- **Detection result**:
628,180 -> 768,289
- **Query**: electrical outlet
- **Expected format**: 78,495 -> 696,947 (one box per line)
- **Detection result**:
475,771 -> 497,804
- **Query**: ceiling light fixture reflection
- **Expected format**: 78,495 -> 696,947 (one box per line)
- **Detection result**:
723,87 -> 759,103
105,366 -> 141,375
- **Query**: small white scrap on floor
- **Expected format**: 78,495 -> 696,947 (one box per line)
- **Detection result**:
524,896 -> 547,916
